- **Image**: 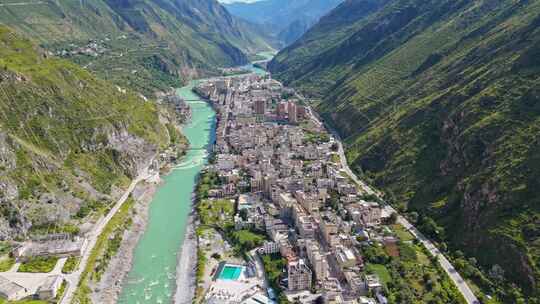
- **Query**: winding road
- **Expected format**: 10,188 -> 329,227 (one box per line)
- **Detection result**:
306,105 -> 479,304
391,209 -> 479,304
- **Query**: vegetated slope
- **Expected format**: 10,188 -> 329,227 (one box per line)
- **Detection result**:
224,0 -> 343,46
0,0 -> 272,95
269,0 -> 389,91
270,0 -> 540,302
0,25 -> 176,239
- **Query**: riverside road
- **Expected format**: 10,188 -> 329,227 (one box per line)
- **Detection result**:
307,105 -> 479,304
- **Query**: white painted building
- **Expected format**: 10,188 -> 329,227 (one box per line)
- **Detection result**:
0,275 -> 27,301
261,241 -> 279,255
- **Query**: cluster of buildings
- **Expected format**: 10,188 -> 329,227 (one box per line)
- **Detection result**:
13,237 -> 87,260
195,74 -> 394,304
0,272 -> 64,302
0,237 -> 86,301
55,40 -> 108,58
220,67 -> 251,76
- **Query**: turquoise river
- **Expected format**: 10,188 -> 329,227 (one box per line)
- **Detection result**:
118,56 -> 270,304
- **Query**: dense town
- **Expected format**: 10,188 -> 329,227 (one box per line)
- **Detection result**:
0,71 -> 467,304
191,74 -> 464,304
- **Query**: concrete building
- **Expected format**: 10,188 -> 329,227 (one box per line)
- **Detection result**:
364,274 -> 383,294
251,176 -> 263,193
360,202 -> 382,227
320,215 -> 339,248
244,293 -> 276,304
278,193 -> 296,220
295,191 -> 320,214
37,275 -> 63,300
288,259 -> 312,291
16,237 -> 88,259
261,241 -> 280,255
297,216 -> 316,239
254,98 -> 266,115
263,175 -> 276,198
306,241 -> 328,281
276,101 -> 288,119
0,275 -> 27,301
336,246 -> 357,269
288,102 -> 297,124
280,240 -> 296,261
359,297 -> 377,304
344,271 -> 364,294
297,105 -> 306,119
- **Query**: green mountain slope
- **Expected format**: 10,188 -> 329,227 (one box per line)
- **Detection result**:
0,0 -> 272,95
0,25 -> 179,239
269,0 -> 540,302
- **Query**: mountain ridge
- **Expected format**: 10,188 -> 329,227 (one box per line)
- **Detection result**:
0,0 -> 272,95
0,24 -> 187,240
269,0 -> 540,302
224,0 -> 343,46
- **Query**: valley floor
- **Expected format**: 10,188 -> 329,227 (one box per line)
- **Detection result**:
189,71 -> 477,303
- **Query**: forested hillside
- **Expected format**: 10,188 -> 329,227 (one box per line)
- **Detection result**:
0,0 -> 271,95
0,25 -> 180,240
269,0 -> 540,302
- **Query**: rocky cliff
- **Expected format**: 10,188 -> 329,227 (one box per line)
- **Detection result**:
0,26 -> 176,239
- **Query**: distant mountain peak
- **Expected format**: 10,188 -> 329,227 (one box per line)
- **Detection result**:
224,0 -> 343,46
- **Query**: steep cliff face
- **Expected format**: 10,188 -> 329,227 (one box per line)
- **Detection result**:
270,0 -> 540,301
0,0 -> 271,95
0,26 -> 171,238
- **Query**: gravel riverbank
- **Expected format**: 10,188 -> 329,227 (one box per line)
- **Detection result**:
173,195 -> 198,304
89,177 -> 160,304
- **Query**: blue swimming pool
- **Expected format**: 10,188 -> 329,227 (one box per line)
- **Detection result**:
218,265 -> 243,280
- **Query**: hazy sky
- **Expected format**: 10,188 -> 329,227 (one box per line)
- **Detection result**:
218,0 -> 261,3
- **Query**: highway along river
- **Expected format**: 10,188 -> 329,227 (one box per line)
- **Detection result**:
118,54 -> 272,304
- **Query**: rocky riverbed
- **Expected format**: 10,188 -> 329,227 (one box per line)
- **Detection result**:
89,177 -> 160,304
114,80 -> 216,303
173,204 -> 198,304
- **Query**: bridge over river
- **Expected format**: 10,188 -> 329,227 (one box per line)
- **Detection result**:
117,81 -> 216,304
117,52 -> 271,304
